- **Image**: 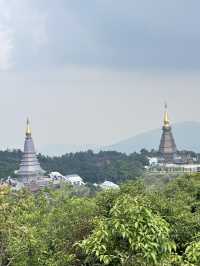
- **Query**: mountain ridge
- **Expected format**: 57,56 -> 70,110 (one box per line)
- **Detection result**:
105,121 -> 200,154
40,121 -> 200,155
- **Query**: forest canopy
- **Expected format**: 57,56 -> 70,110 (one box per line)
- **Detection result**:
0,149 -> 148,183
1,173 -> 200,265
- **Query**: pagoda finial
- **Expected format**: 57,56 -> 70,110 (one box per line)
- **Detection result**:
163,102 -> 170,128
26,118 -> 31,136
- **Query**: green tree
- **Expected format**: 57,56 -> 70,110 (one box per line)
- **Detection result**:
80,195 -> 175,266
185,240 -> 200,264
1,186 -> 96,266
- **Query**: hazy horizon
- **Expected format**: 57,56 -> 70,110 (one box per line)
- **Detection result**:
1,1 -> 200,151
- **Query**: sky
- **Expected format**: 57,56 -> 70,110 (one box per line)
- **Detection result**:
0,0 -> 200,151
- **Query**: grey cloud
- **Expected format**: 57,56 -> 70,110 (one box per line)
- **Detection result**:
1,0 -> 200,70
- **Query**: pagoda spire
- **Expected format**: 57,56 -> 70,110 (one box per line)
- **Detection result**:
163,102 -> 170,128
26,118 -> 32,136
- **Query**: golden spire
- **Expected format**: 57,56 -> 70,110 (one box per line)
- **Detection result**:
26,118 -> 32,136
163,102 -> 170,128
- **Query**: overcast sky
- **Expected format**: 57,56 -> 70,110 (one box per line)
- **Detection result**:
0,0 -> 200,150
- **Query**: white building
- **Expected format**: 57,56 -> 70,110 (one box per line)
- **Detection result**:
148,163 -> 200,173
3,177 -> 25,191
49,171 -> 65,180
65,174 -> 85,186
99,181 -> 120,190
148,157 -> 159,166
164,164 -> 200,173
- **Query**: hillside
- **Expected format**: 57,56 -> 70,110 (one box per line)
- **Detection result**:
40,121 -> 200,155
105,121 -> 200,154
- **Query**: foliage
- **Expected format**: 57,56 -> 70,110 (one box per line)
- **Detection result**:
80,196 -> 175,266
0,149 -> 147,183
0,150 -> 22,179
0,185 -> 96,266
1,173 -> 200,265
39,150 -> 148,183
149,175 -> 200,254
185,240 -> 200,264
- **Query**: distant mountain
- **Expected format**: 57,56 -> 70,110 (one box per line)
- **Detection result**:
105,121 -> 200,154
41,121 -> 200,156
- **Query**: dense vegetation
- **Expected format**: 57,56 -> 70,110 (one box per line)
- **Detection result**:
0,150 -> 22,179
39,150 -> 148,183
1,173 -> 200,265
0,150 -> 148,183
1,148 -> 200,183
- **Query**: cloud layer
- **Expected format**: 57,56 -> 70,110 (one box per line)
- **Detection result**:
0,0 -> 200,70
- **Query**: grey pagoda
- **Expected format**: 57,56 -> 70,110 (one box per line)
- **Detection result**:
16,119 -> 45,183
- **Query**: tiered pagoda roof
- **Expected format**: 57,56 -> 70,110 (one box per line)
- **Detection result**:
16,119 -> 45,182
159,104 -> 177,162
